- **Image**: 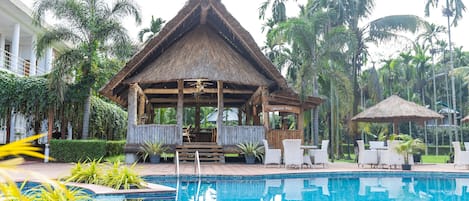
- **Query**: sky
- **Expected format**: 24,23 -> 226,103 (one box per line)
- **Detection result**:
22,0 -> 468,66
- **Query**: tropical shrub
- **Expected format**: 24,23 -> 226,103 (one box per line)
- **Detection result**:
236,142 -> 264,163
50,140 -> 106,162
67,161 -> 144,190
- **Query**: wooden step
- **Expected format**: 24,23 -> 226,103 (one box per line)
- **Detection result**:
176,143 -> 224,163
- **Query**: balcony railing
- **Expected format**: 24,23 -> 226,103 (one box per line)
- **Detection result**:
0,49 -> 46,76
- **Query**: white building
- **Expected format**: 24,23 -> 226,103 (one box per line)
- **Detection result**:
0,0 -> 59,144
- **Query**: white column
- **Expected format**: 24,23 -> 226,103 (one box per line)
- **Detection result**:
0,34 -> 5,69
11,23 -> 20,74
30,36 -> 37,76
45,47 -> 53,73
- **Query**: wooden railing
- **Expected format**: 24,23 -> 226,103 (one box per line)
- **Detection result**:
266,129 -> 303,149
127,124 -> 180,145
218,126 -> 265,145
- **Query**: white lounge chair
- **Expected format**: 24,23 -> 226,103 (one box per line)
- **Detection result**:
262,139 -> 281,167
357,140 -> 378,168
452,141 -> 469,168
282,139 -> 303,169
309,140 -> 329,168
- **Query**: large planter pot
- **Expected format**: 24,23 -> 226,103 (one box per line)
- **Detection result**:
413,154 -> 422,163
401,164 -> 412,170
244,155 -> 256,164
149,155 -> 161,164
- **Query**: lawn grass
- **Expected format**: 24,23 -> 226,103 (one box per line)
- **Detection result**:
421,155 -> 449,164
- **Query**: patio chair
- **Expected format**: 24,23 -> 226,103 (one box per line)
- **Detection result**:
452,142 -> 469,168
464,142 -> 469,151
356,140 -> 378,168
183,125 -> 192,142
282,139 -> 303,169
262,139 -> 281,167
309,140 -> 330,168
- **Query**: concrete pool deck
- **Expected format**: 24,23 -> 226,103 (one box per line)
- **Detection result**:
13,161 -> 469,181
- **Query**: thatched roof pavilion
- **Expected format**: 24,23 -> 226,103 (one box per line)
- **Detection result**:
100,0 -> 323,153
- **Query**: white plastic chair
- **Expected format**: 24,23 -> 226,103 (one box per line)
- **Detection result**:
262,139 -> 281,167
464,142 -> 469,151
452,141 -> 469,168
309,140 -> 329,168
282,139 -> 303,169
357,140 -> 378,168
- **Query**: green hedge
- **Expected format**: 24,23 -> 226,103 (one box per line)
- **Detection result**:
50,140 -> 106,162
105,140 -> 126,156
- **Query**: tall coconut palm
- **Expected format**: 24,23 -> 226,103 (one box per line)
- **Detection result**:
138,15 -> 165,43
33,0 -> 141,139
425,0 -> 466,134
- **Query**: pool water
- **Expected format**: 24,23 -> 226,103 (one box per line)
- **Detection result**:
144,172 -> 469,201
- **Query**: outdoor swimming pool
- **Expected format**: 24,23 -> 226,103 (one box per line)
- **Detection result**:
141,172 -> 469,201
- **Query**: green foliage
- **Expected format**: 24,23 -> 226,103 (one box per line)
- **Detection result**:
89,96 -> 127,140
101,162 -> 144,190
24,182 -> 91,201
394,134 -> 426,164
0,71 -> 55,119
236,142 -> 264,161
67,161 -> 144,190
139,141 -> 169,160
106,140 -> 126,156
50,140 -> 106,162
67,159 -> 103,184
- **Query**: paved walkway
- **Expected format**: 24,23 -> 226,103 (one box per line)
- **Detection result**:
11,161 -> 469,181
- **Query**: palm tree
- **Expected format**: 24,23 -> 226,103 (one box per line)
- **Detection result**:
425,0 -> 466,135
33,0 -> 141,139
339,1 -> 423,138
138,15 -> 165,43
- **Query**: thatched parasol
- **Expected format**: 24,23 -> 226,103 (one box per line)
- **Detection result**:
351,95 -> 444,134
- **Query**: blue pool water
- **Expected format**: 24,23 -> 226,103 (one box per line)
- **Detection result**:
142,172 -> 469,201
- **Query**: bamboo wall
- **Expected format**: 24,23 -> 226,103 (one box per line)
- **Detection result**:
218,126 -> 265,145
266,130 -> 303,149
127,124 -> 180,144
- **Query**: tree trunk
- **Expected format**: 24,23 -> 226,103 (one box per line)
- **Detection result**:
82,88 -> 91,139
312,75 -> 319,146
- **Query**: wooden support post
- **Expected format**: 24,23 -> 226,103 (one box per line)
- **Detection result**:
195,104 -> 201,132
127,83 -> 138,140
261,86 -> 269,132
138,94 -> 146,124
238,107 -> 243,125
176,80 -> 184,145
246,105 -> 252,125
253,105 -> 260,125
217,80 -> 224,145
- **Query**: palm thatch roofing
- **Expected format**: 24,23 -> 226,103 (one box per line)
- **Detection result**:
351,95 -> 444,123
99,0 -> 322,108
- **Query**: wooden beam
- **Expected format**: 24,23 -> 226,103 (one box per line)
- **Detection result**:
144,88 -> 253,94
127,83 -> 138,138
247,86 -> 263,106
149,98 -> 245,103
264,105 -> 301,114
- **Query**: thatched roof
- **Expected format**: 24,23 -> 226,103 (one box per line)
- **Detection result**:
124,25 -> 271,86
351,95 -> 444,123
100,0 -> 290,104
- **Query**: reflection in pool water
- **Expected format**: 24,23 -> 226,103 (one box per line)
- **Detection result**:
145,172 -> 469,201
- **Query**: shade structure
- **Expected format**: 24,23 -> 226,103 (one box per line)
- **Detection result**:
351,95 -> 444,133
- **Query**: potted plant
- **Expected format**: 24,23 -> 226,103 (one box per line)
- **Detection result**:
394,134 -> 425,170
236,142 -> 264,164
139,141 -> 169,164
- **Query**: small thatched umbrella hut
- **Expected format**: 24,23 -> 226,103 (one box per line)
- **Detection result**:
100,0 -> 323,161
351,95 -> 444,134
